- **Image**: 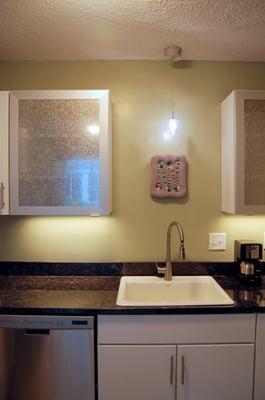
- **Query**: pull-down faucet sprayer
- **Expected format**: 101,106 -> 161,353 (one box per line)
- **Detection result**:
157,221 -> 186,281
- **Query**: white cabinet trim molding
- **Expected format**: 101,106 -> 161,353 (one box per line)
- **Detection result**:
0,91 -> 9,215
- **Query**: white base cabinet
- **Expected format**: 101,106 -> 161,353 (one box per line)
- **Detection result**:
98,315 -> 255,400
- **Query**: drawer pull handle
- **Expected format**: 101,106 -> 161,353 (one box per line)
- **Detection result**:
24,329 -> 50,336
170,355 -> 174,385
181,355 -> 185,385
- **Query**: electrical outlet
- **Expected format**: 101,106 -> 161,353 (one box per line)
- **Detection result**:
208,233 -> 227,251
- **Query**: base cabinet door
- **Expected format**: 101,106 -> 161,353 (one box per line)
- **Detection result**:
177,344 -> 254,400
254,314 -> 265,400
98,345 -> 176,400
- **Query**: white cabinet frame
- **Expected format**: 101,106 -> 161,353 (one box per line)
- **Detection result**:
221,90 -> 265,214
8,90 -> 111,215
0,91 -> 9,215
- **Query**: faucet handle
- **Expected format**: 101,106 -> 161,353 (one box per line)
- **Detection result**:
155,262 -> 166,277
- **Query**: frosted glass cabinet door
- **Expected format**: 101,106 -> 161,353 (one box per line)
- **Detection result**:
9,90 -> 111,215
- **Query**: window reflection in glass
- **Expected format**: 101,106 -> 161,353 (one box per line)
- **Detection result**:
65,159 -> 99,206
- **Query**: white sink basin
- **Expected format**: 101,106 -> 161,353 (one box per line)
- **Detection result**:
116,276 -> 234,306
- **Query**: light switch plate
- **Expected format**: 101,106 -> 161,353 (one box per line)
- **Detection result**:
208,233 -> 227,251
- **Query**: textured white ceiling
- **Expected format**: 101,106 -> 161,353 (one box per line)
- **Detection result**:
1,0 -> 265,61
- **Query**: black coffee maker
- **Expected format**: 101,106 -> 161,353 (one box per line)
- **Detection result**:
234,240 -> 263,285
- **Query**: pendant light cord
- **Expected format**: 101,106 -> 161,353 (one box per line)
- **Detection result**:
171,72 -> 175,119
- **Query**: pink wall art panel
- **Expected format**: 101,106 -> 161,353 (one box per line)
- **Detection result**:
150,155 -> 187,198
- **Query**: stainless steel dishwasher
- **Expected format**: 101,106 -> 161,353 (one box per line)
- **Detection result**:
0,315 -> 95,400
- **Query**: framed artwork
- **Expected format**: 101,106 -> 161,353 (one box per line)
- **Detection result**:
150,155 -> 187,198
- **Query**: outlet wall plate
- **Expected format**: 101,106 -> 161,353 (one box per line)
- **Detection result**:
208,233 -> 227,251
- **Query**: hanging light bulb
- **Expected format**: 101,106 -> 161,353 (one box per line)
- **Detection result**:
164,113 -> 178,139
163,45 -> 182,139
168,115 -> 178,134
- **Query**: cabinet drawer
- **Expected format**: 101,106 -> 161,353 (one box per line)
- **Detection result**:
98,314 -> 256,344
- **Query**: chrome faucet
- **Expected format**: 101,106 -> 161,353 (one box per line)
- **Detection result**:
157,221 -> 186,281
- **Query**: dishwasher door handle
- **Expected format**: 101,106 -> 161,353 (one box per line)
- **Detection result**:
24,329 -> 50,335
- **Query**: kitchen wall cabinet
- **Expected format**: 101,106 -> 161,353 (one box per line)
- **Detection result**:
221,90 -> 265,214
98,314 -> 255,400
0,90 -> 111,216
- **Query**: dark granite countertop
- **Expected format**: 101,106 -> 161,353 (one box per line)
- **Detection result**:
0,262 -> 265,315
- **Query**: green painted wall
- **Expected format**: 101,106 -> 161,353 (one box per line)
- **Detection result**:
0,60 -> 265,262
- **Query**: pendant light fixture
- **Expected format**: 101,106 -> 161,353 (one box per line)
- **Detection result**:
164,45 -> 182,62
168,83 -> 177,134
164,45 -> 182,138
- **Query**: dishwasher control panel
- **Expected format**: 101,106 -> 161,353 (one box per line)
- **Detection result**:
0,315 -> 94,329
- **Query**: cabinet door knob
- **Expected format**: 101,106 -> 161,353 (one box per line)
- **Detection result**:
0,182 -> 5,210
181,355 -> 185,385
